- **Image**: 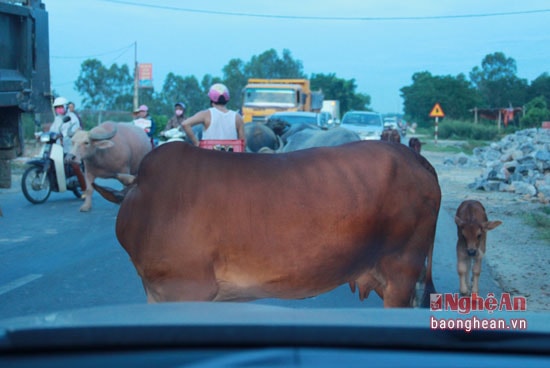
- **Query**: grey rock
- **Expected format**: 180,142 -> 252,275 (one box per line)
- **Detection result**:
483,181 -> 501,191
536,184 -> 550,199
519,143 -> 536,155
512,181 -> 537,196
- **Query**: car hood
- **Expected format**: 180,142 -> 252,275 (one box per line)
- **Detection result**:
340,123 -> 383,137
0,303 -> 547,353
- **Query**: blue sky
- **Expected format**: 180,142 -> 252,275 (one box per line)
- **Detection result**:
47,0 -> 550,114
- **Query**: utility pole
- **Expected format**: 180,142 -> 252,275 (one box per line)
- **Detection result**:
133,41 -> 139,111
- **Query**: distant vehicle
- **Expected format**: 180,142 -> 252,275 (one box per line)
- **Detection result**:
241,79 -> 324,124
321,100 -> 341,126
383,116 -> 398,129
0,0 -> 53,188
340,111 -> 384,140
266,111 -> 329,129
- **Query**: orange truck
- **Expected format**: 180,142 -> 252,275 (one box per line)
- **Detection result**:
241,79 -> 323,123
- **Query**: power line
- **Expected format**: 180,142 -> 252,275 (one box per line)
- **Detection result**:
51,43 -> 134,60
100,0 -> 550,21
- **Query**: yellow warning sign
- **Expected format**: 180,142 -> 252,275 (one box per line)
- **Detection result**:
429,103 -> 445,118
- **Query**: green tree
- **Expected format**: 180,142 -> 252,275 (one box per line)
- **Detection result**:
243,49 -> 305,79
158,73 -> 205,116
222,58 -> 247,110
527,72 -> 550,107
469,52 -> 528,108
520,96 -> 550,128
400,71 -> 481,125
310,73 -> 371,114
75,59 -> 133,110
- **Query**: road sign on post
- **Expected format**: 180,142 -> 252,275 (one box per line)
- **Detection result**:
429,103 -> 445,144
138,63 -> 153,88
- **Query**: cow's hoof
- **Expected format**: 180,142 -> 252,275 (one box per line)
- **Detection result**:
79,206 -> 91,212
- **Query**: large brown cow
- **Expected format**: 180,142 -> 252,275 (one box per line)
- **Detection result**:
70,122 -> 151,212
455,200 -> 502,295
95,140 -> 441,307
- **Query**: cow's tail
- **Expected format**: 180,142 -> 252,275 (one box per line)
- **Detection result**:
420,238 -> 436,308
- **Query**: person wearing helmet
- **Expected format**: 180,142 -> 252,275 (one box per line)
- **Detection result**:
182,83 -> 245,146
161,102 -> 186,136
133,104 -> 156,147
48,96 -> 87,192
49,97 -> 81,154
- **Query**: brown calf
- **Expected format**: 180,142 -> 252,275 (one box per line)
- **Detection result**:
455,200 -> 502,295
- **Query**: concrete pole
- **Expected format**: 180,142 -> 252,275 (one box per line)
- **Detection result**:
133,42 -> 139,111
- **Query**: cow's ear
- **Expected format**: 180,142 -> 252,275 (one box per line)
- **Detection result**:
455,216 -> 465,227
484,220 -> 502,231
94,140 -> 115,150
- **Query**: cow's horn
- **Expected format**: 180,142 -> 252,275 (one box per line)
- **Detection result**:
89,125 -> 118,140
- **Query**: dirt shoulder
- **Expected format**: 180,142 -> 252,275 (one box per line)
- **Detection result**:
423,150 -> 549,312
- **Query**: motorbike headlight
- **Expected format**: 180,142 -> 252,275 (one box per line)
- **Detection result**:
40,133 -> 51,143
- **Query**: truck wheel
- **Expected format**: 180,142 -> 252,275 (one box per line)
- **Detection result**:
21,166 -> 51,204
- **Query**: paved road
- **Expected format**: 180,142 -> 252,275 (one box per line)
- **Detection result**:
0,176 -> 501,320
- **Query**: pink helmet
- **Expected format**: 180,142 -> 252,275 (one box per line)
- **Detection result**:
138,104 -> 148,112
207,83 -> 230,104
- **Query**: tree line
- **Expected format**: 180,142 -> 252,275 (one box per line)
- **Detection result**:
74,49 -> 550,129
74,49 -> 370,125
401,52 -> 550,127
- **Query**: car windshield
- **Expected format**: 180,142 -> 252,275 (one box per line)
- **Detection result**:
244,88 -> 297,107
268,114 -> 318,125
342,113 -> 382,127
1,0 -> 548,362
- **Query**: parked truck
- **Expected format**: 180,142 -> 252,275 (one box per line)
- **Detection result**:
241,79 -> 323,123
0,0 -> 53,188
321,100 -> 341,126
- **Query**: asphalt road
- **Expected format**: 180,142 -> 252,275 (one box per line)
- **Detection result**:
0,176 -> 501,320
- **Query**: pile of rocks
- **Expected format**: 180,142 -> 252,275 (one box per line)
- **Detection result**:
445,128 -> 550,201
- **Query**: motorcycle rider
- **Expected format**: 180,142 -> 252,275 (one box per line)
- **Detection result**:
182,84 -> 245,146
48,97 -> 87,193
161,102 -> 186,137
133,104 -> 156,147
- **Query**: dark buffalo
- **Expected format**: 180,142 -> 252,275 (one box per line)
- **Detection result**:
244,122 -> 280,153
281,127 -> 361,152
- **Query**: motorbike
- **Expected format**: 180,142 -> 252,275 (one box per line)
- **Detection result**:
21,131 -> 84,204
157,127 -> 187,146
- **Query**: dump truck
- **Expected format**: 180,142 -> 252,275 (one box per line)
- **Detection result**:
0,0 -> 53,188
241,79 -> 323,123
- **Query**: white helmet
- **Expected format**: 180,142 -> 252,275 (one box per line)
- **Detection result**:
53,97 -> 69,107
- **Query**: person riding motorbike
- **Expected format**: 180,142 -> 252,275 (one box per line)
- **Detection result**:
161,102 -> 186,136
48,97 -> 87,193
181,84 -> 245,146
133,104 -> 156,147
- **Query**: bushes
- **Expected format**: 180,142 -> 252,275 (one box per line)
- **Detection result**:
437,120 -> 500,140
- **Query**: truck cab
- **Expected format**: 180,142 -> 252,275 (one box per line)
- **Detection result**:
241,79 -> 323,124
0,0 -> 53,188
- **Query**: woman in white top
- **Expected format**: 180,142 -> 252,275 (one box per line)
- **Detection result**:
182,83 -> 245,147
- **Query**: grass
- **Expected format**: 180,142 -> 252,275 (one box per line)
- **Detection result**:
522,208 -> 550,242
416,135 -> 490,155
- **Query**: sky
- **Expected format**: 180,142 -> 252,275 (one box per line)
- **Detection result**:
45,0 -> 550,114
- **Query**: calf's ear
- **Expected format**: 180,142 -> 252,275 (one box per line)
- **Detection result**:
455,216 -> 465,227
483,220 -> 502,231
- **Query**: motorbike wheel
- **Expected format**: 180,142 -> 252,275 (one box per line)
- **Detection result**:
21,166 -> 51,204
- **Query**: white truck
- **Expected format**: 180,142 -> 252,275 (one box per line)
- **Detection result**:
321,100 -> 340,127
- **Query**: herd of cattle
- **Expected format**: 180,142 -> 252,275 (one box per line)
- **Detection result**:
64,120 -> 501,307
